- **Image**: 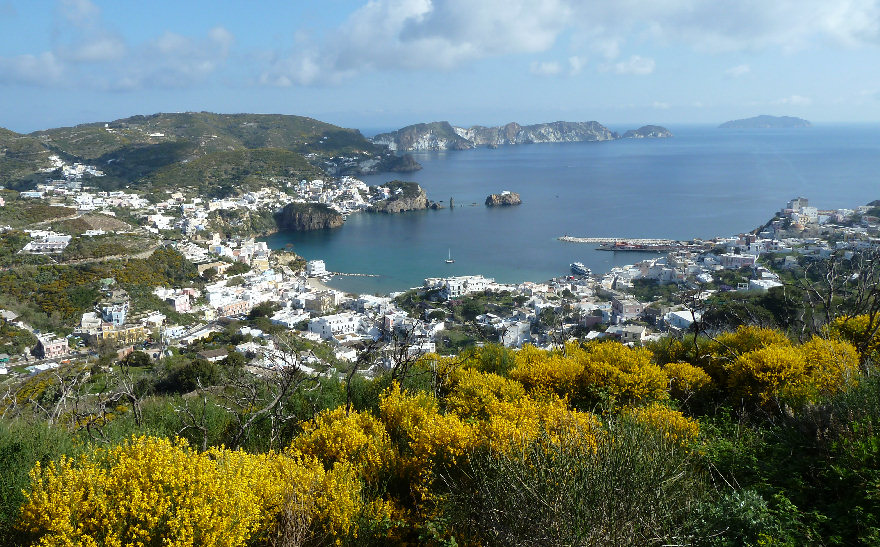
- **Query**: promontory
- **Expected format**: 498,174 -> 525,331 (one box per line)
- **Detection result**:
367,181 -> 432,213
275,203 -> 343,231
372,120 -> 671,152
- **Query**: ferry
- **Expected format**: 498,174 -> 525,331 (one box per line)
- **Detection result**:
570,262 -> 591,276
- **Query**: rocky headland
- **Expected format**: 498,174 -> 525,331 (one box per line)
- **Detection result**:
485,192 -> 522,207
274,203 -> 343,231
367,181 -> 434,213
371,120 -> 671,152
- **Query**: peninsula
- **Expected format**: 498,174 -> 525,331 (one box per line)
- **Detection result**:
372,120 -> 672,152
719,115 -> 811,128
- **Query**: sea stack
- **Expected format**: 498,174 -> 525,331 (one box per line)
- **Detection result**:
485,192 -> 522,207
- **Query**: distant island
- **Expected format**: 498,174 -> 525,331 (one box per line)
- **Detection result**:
372,121 -> 672,152
719,115 -> 811,129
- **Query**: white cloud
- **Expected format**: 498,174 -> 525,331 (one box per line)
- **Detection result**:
612,55 -> 655,75
0,0 -> 235,90
653,101 -> 670,109
261,0 -> 880,85
568,55 -> 586,75
0,52 -> 65,86
57,0 -> 100,27
725,64 -> 751,77
530,61 -> 562,76
776,94 -> 812,106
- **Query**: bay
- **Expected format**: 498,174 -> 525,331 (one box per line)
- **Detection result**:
263,124 -> 880,295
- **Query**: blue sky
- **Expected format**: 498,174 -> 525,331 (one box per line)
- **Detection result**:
1,0 -> 879,133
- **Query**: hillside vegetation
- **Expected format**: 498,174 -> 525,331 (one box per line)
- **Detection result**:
5,310 -> 880,544
2,112 -> 418,194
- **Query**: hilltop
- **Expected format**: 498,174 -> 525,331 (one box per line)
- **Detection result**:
0,112 -> 420,194
372,120 -> 671,151
719,115 -> 811,129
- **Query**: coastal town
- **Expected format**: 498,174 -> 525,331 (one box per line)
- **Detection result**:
2,152 -> 878,382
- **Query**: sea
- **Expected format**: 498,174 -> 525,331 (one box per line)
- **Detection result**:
262,124 -> 880,295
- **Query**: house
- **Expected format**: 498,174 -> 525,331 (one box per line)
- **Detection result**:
100,290 -> 130,326
665,310 -> 701,330
308,313 -> 360,340
196,349 -> 229,363
165,294 -> 191,313
36,335 -> 69,359
620,325 -> 647,345
611,295 -> 644,323
720,254 -> 757,269
424,275 -> 495,299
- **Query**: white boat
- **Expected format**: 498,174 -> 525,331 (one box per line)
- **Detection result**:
570,262 -> 591,275
445,249 -> 455,264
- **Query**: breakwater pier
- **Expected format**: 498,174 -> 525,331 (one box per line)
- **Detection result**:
558,236 -> 711,252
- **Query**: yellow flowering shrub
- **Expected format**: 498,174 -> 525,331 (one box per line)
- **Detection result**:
291,406 -> 394,483
726,335 -> 862,406
628,403 -> 700,445
799,336 -> 860,394
713,326 -> 792,356
577,341 -> 669,405
826,314 -> 880,361
444,368 -> 527,419
727,344 -> 809,404
380,384 -> 476,463
663,362 -> 714,400
18,436 -> 363,546
509,344 -> 582,396
510,341 -> 668,406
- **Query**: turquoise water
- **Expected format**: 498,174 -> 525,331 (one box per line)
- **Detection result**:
263,124 -> 880,295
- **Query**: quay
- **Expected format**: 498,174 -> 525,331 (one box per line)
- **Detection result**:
329,271 -> 380,278
559,236 -> 678,245
558,236 -> 711,253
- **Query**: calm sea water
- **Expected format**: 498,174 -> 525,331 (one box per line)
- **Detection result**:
263,124 -> 880,295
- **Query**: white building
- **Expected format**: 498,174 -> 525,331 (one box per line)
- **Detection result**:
308,312 -> 360,340
306,260 -> 327,277
424,275 -> 496,299
747,279 -> 784,292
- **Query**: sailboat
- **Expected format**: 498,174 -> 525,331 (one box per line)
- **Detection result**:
445,249 -> 455,264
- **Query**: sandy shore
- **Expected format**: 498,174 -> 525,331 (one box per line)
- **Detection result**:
306,277 -> 333,291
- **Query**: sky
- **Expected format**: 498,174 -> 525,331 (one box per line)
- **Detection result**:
1,0 -> 880,133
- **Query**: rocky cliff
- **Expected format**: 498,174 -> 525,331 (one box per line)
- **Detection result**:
485,192 -> 522,207
372,122 -> 473,152
274,203 -> 343,231
622,125 -> 673,139
372,120 -> 671,151
367,180 -> 431,213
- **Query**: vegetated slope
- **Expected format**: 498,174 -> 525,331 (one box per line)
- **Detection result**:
14,112 -> 418,193
147,148 -> 324,196
0,128 -> 52,186
31,112 -> 381,159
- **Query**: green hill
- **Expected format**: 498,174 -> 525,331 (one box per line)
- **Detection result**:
0,128 -> 52,186
5,112 -> 419,194
147,148 -> 323,197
